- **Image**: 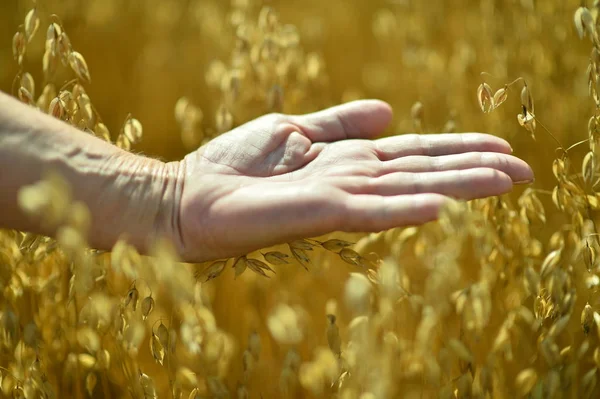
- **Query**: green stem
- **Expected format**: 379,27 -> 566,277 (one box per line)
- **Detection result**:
532,114 -> 564,151
531,189 -> 553,196
565,139 -> 590,153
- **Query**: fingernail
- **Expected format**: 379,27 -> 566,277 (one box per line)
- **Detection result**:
510,146 -> 514,153
514,178 -> 534,185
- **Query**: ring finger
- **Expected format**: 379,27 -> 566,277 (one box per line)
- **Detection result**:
333,168 -> 514,200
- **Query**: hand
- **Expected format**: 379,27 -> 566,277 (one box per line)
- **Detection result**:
172,100 -> 533,262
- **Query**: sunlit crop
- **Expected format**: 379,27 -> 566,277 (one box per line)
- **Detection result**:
1,1 -> 600,398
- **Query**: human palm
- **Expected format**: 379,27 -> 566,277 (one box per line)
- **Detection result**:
175,100 -> 533,262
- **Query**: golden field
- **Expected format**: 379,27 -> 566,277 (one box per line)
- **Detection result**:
1,0 -> 600,398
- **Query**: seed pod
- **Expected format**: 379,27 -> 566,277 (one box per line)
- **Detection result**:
94,123 -> 111,142
188,388 -> 202,399
97,349 -> 110,370
141,295 -> 154,320
326,314 -> 341,356
582,304 -> 594,334
68,51 -> 91,83
46,23 -> 61,54
517,106 -> 536,140
172,385 -> 182,399
540,339 -> 561,366
150,333 -> 165,365
519,189 -> 546,224
290,247 -> 310,270
339,248 -> 362,266
582,8 -> 596,38
157,322 -> 169,349
175,97 -> 191,124
247,258 -> 275,274
12,385 -> 25,399
540,249 -> 561,278
125,285 -> 139,311
85,372 -> 97,397
114,311 -> 125,335
116,133 -> 131,151
18,87 -> 34,105
578,339 -> 591,360
549,314 -> 570,337
233,256 -> 247,279
202,260 -> 227,282
175,367 -> 198,389
246,259 -> 273,278
448,339 -> 474,364
411,101 -> 424,120
169,328 -> 177,355
521,84 -> 534,110
77,327 -> 100,353
77,93 -> 94,125
456,372 -> 473,397
477,83 -> 494,113
139,372 -> 157,398
57,31 -> 72,66
583,152 -> 597,186
584,240 -> 597,272
582,368 -> 598,397
575,7 -> 587,39
49,97 -> 66,120
258,6 -> 278,32
524,266 -> 540,296
24,8 -> 40,42
216,104 -> 233,133
263,251 -> 290,265
123,117 -> 143,144
123,320 -> 145,353
442,119 -> 456,133
493,86 -> 508,108
43,49 -> 59,81
78,353 -> 96,370
516,306 -> 536,330
20,73 -> 35,98
289,239 -> 316,251
552,185 -> 564,211
515,369 -> 537,397
590,115 -> 599,137
12,30 -> 26,66
320,239 -> 354,252
410,100 -> 425,132
552,158 -> 568,181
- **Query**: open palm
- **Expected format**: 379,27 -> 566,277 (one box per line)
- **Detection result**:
175,100 -> 533,262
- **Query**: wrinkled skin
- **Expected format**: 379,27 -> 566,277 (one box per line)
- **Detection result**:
174,100 -> 533,262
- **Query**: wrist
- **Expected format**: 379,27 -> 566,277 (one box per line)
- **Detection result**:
148,158 -> 185,256
87,153 -> 184,256
0,92 -> 185,255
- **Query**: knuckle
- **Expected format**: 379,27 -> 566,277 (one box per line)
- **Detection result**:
260,112 -> 286,125
429,156 -> 441,171
484,167 -> 503,180
404,133 -> 420,146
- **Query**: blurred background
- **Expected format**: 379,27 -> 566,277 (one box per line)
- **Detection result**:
1,0 -> 591,170
0,1 -> 596,397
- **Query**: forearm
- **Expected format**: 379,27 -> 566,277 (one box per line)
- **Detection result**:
0,90 -> 181,252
